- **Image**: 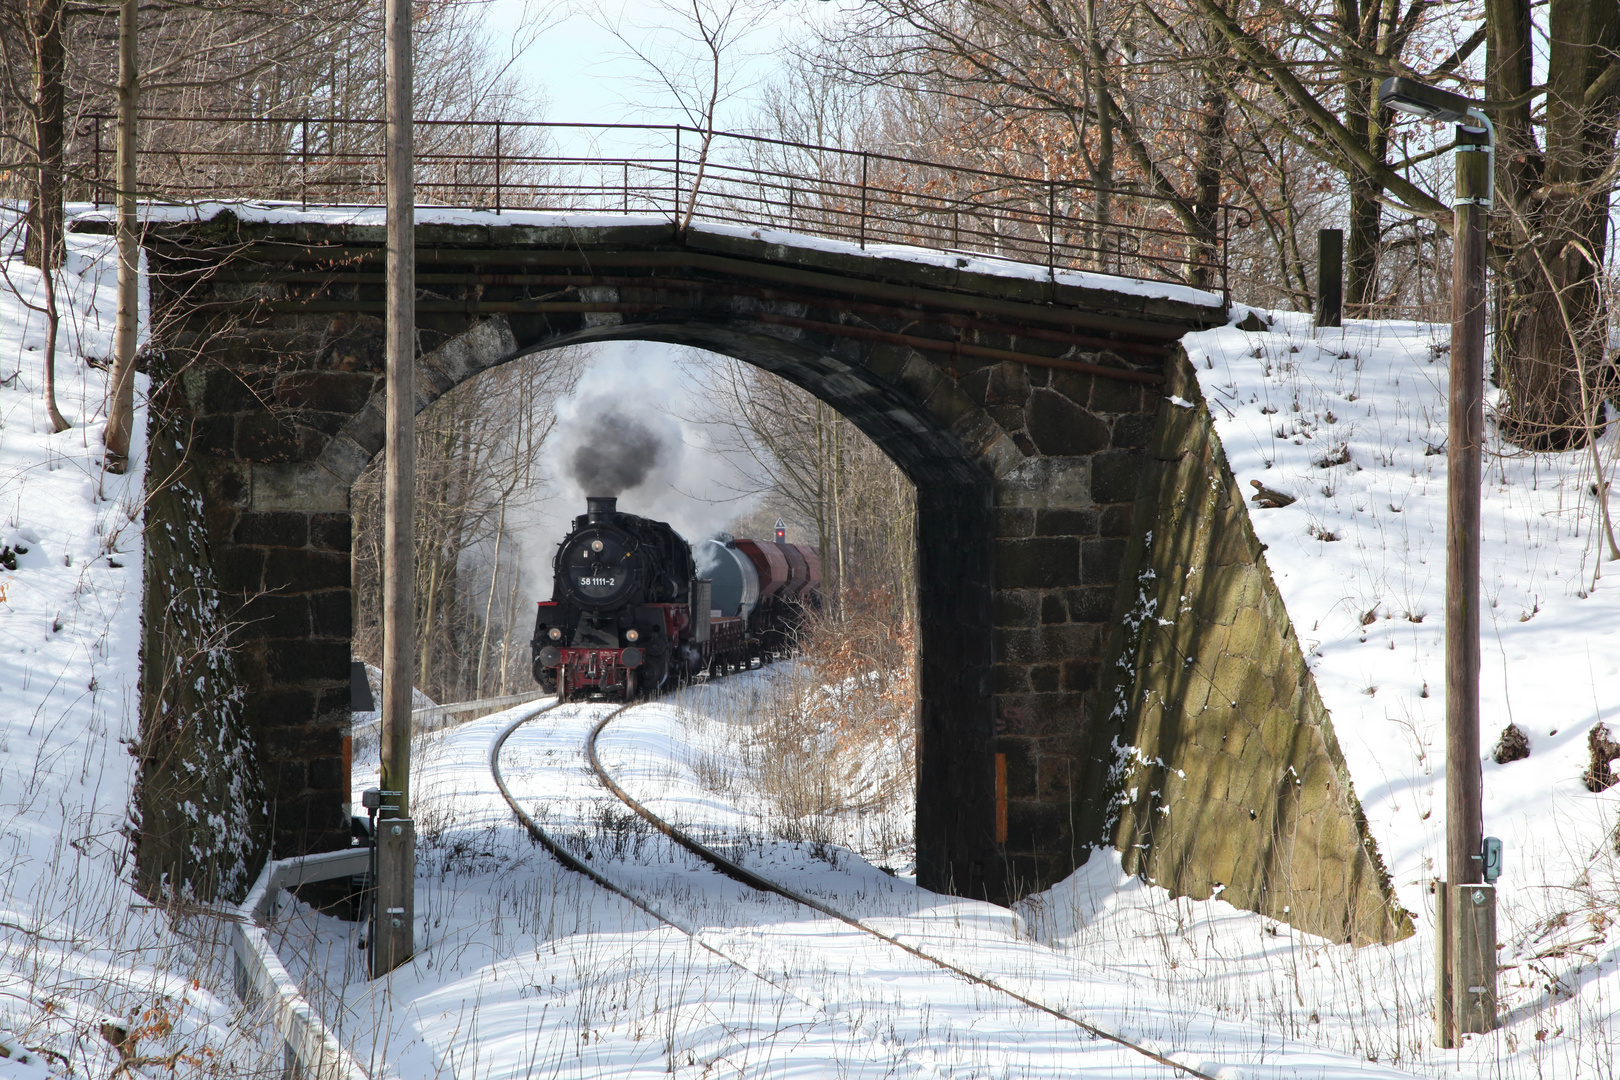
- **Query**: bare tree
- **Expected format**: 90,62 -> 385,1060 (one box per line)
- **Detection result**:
1485,0 -> 1620,450
353,348 -> 582,704
819,0 -> 1245,287
598,0 -> 771,229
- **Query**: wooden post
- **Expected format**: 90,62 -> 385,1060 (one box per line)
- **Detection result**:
1433,878 -> 1451,1046
372,813 -> 416,976
103,0 -> 138,471
1438,122 -> 1493,1044
374,0 -> 416,979
1314,228 -> 1342,328
1451,883 -> 1496,1036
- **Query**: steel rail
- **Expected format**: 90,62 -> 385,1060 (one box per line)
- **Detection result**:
489,700 -> 1218,1080
487,702 -> 992,1072
79,112 -> 1232,297
87,113 -> 1230,211
580,705 -> 1218,1079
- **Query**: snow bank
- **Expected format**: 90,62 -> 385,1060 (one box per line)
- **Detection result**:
0,219 -> 277,1074
1027,309 -> 1620,1076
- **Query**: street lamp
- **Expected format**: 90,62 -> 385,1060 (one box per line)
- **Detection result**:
1378,74 -> 1498,1047
1379,77 -> 1495,209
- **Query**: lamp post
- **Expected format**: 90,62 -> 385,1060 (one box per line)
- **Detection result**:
1377,75 -> 1498,1047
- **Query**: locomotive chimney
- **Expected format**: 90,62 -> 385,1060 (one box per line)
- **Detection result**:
586,496 -> 617,522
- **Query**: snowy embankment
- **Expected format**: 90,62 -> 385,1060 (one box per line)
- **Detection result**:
0,226 -> 269,1077
1026,312 -> 1620,1075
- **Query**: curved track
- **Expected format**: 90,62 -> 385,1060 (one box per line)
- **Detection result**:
492,697 -> 1219,1080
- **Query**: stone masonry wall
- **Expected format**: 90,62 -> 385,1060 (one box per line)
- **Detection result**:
143,296 -> 387,871
136,416 -> 268,901
1088,352 -> 1412,946
975,362 -> 1160,896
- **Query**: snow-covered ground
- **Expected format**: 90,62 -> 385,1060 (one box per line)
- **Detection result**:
3,216 -> 1618,1078
0,219 -> 279,1076
310,690 -> 1419,1078
317,311 -> 1620,1077
1039,311 -> 1620,1075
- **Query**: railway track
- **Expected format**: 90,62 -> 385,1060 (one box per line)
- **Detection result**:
490,696 -> 1221,1080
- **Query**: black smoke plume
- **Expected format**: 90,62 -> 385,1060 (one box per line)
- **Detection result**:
567,407 -> 670,495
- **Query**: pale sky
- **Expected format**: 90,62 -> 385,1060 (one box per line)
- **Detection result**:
479,0 -> 834,146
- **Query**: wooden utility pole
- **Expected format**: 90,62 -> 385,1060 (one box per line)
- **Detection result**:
1436,121 -> 1494,1047
1378,73 -> 1499,1049
373,0 -> 416,979
103,0 -> 138,471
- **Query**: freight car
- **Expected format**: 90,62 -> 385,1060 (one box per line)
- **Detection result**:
531,496 -> 820,700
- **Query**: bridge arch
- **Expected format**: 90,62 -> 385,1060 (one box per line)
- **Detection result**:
132,212 -> 1222,906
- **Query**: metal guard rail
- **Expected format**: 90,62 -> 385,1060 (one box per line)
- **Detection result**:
232,849 -> 373,1080
241,688 -> 551,1074
73,114 -> 1239,300
349,689 -> 549,741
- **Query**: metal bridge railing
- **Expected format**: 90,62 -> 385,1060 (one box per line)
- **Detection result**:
78,115 -> 1235,300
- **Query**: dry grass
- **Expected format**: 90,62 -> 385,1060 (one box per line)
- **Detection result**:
685,588 -> 918,865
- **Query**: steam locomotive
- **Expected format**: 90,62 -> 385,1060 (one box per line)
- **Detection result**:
531,496 -> 821,700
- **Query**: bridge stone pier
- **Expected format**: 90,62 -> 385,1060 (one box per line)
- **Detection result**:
126,209 -> 1405,942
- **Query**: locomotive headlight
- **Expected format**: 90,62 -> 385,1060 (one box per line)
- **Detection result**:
590,539 -> 604,553
548,627 -> 562,641
624,628 -> 640,643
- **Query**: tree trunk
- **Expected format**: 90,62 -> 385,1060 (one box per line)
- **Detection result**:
104,0 -> 139,471
1187,31 -> 1230,290
1341,74 -> 1385,314
24,0 -> 65,273
1487,0 -> 1619,450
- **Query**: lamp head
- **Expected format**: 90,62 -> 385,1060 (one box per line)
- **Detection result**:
1380,76 -> 1483,127
1378,77 -> 1481,127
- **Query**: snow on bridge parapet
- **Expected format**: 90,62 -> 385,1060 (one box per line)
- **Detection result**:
68,203 -> 1227,314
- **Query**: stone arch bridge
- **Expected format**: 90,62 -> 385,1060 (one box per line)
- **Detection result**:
126,211 -> 1408,945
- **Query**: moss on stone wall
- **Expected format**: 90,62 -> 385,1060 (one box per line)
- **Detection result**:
1090,351 -> 1411,947
135,367 -> 268,903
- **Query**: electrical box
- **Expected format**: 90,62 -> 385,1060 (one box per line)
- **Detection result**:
1482,836 -> 1503,883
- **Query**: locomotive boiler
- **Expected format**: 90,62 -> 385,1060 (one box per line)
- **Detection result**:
531,496 -> 820,700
